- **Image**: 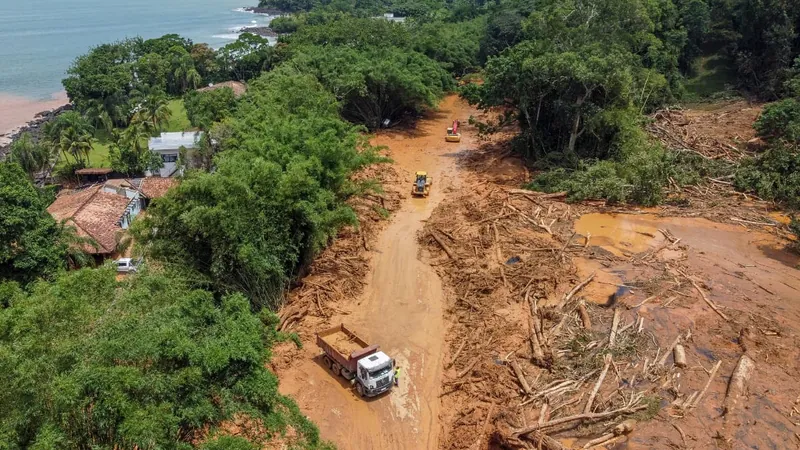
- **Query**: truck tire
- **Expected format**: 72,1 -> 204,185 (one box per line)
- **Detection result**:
331,363 -> 341,377
356,382 -> 365,397
322,355 -> 332,369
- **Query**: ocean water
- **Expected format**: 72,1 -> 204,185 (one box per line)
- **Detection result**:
0,0 -> 273,100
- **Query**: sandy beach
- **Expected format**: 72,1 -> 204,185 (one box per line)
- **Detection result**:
0,92 -> 69,146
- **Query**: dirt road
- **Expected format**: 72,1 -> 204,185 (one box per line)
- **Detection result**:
278,96 -> 477,449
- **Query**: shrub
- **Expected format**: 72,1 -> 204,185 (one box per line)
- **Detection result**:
528,146 -> 673,206
530,161 -> 628,204
184,86 -> 238,128
734,144 -> 800,207
754,98 -> 800,144
0,268 -> 328,449
270,16 -> 300,34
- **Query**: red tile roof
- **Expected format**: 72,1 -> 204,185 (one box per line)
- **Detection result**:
47,185 -> 131,254
198,81 -> 247,97
104,178 -> 137,190
75,168 -> 113,175
140,177 -> 179,199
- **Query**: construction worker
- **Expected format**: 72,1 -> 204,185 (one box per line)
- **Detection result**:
394,365 -> 401,387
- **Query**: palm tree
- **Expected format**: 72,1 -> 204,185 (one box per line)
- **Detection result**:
9,133 -> 51,180
172,56 -> 202,93
119,121 -> 152,155
84,99 -> 114,135
132,91 -> 172,132
59,126 -> 93,167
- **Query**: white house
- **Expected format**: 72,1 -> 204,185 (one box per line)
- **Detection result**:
146,132 -> 203,178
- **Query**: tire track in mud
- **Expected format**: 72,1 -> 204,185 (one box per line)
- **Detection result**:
278,96 -> 477,449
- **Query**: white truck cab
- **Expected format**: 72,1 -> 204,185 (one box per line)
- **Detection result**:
355,351 -> 394,397
317,324 -> 395,398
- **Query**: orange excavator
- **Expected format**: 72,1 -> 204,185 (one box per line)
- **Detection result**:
446,120 -> 461,143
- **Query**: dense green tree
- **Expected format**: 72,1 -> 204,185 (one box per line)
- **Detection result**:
217,34 -> 274,82
475,0 -> 675,161
270,16 -> 301,33
735,144 -> 800,206
259,0 -> 320,12
677,0 -> 711,68
184,87 -> 238,129
42,112 -> 95,167
754,98 -> 800,145
286,45 -> 451,128
168,46 -> 203,94
133,52 -> 171,93
731,0 -> 798,99
284,15 -> 412,50
63,34 -> 211,124
134,71 -> 378,309
83,99 -> 115,135
62,40 -> 138,126
0,267 -> 328,449
411,19 -> 485,75
0,162 -> 66,285
138,33 -> 193,55
191,43 -> 221,82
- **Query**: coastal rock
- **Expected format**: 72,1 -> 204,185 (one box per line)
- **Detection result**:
0,104 -> 73,157
240,26 -> 279,37
243,6 -> 285,15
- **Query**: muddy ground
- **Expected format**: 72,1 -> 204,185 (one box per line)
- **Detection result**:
272,96 -> 800,449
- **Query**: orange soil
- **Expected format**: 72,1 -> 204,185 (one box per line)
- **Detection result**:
276,96 -> 479,449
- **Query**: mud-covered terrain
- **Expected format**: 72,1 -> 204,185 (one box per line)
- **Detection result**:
272,97 -> 800,449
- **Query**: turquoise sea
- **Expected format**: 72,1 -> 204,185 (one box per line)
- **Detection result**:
0,0 -> 272,100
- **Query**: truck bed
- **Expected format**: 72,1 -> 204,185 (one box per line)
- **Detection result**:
317,324 -> 373,359
329,331 -> 365,356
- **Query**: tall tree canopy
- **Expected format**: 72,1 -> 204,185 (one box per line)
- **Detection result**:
134,72 -> 379,310
0,162 -> 66,285
0,267 -> 327,449
285,45 -> 452,128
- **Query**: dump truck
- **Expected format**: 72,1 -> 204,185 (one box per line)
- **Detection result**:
411,171 -> 432,197
316,324 -> 395,397
446,120 -> 461,142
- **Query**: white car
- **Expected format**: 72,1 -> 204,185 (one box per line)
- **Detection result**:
115,257 -> 142,273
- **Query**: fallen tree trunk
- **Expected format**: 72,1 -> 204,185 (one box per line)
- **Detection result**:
457,357 -> 480,378
513,404 -> 646,436
723,354 -> 755,416
609,308 -> 621,347
560,272 -> 596,308
446,337 -> 469,369
658,335 -> 681,366
529,317 -> 547,366
582,420 -> 636,449
521,432 -> 566,450
689,360 -> 722,409
677,269 -> 729,321
673,344 -> 687,368
508,189 -> 568,199
511,360 -> 533,395
584,354 -> 612,414
431,231 -> 457,260
578,300 -> 592,329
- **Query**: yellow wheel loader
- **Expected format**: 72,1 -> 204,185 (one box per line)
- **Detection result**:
411,171 -> 432,197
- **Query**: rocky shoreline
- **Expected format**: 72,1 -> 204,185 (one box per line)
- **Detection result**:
0,104 -> 72,158
238,26 -> 280,37
243,6 -> 285,15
